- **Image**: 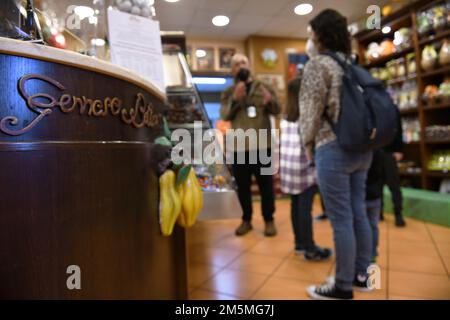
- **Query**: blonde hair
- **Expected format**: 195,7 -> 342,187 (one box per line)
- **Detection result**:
231,53 -> 249,67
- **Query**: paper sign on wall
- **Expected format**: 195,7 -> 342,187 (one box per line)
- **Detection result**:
107,9 -> 165,92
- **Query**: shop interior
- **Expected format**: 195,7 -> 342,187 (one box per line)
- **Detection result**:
0,0 -> 449,300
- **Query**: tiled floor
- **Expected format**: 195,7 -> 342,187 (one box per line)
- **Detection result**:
187,199 -> 450,300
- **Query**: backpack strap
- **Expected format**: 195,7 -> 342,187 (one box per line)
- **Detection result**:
321,51 -> 351,70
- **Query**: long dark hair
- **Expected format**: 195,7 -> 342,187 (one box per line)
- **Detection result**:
310,9 -> 351,55
286,77 -> 301,122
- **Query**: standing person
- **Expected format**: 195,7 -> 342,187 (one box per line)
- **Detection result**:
299,9 -> 373,300
220,54 -> 281,237
280,73 -> 332,261
381,107 -> 406,227
366,149 -> 385,263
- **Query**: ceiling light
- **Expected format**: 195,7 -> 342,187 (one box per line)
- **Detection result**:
212,15 -> 230,27
294,3 -> 313,16
382,26 -> 391,34
196,49 -> 207,58
91,38 -> 105,47
74,6 -> 94,19
164,0 -> 180,2
193,77 -> 227,85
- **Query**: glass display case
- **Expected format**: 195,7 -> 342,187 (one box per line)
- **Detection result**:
162,44 -> 242,220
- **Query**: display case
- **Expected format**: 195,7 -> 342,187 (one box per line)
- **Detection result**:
162,45 -> 242,220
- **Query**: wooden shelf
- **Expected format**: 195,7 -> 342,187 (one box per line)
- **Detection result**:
425,139 -> 450,144
399,108 -> 419,115
419,28 -> 450,46
386,74 -> 417,86
423,102 -> 450,111
404,141 -> 421,145
422,65 -> 450,78
363,47 -> 414,68
399,171 -> 422,177
427,171 -> 450,178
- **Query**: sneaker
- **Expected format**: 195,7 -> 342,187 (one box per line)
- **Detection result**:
304,247 -> 333,261
353,273 -> 373,293
395,217 -> 406,227
314,213 -> 328,221
264,221 -> 277,237
307,283 -> 353,300
326,275 -> 373,293
294,246 -> 306,255
235,221 -> 252,236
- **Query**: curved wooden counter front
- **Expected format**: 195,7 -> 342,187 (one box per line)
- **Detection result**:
0,38 -> 187,299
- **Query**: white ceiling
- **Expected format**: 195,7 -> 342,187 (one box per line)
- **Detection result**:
155,0 -> 391,40
39,0 -> 391,40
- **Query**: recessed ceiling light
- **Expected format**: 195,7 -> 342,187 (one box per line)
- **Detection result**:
382,26 -> 391,34
212,15 -> 230,27
165,0 -> 180,3
91,38 -> 105,47
74,6 -> 94,19
294,3 -> 313,16
196,49 -> 207,58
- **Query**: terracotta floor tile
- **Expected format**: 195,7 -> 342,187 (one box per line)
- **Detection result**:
389,270 -> 450,300
214,235 -> 260,252
251,276 -> 311,300
427,224 -> 450,243
188,263 -> 222,290
228,252 -> 285,275
189,289 -> 240,300
389,252 -> 447,275
189,248 -> 242,268
388,240 -> 440,258
354,289 -> 388,300
249,238 -> 294,258
436,242 -> 450,258
274,256 -> 333,283
388,295 -> 429,300
200,269 -> 269,299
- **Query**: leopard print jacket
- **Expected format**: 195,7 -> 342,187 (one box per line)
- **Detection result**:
299,53 -> 347,150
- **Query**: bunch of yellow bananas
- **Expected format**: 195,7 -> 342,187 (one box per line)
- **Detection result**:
159,170 -> 181,237
177,167 -> 203,228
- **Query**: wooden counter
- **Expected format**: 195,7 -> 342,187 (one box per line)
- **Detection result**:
0,37 -> 187,299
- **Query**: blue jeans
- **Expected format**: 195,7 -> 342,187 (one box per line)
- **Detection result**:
366,199 -> 381,260
315,141 -> 373,291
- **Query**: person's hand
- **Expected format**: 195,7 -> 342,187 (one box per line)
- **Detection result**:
233,82 -> 247,101
393,152 -> 403,162
261,85 -> 272,106
305,145 -> 314,163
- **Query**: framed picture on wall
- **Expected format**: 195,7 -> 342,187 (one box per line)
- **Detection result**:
256,73 -> 285,91
196,47 -> 215,70
219,48 -> 236,70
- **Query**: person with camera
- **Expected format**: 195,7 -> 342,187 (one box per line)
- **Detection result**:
220,53 -> 281,237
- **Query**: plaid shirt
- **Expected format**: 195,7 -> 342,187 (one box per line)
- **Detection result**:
280,119 -> 317,195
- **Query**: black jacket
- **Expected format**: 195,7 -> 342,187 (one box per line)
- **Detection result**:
383,107 -> 403,153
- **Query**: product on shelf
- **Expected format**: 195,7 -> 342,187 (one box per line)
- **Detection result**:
422,84 -> 439,105
379,39 -> 396,57
393,28 -> 412,50
402,117 -> 421,143
439,39 -> 450,65
406,53 -> 416,75
421,44 -> 439,71
398,161 -> 422,175
417,3 -> 450,37
388,80 -> 418,110
428,150 -> 450,172
425,125 -> 450,141
439,179 -> 450,193
438,78 -> 450,101
366,42 -> 381,62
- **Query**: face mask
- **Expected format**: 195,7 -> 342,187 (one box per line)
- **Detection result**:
306,38 -> 318,58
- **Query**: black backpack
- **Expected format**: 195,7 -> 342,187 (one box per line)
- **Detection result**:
323,52 -> 398,152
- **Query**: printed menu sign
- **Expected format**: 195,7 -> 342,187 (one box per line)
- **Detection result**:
107,9 -> 165,92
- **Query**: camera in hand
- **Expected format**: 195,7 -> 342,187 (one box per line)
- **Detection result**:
236,68 -> 250,82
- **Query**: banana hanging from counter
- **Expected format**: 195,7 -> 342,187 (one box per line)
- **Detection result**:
177,167 -> 203,228
159,170 -> 182,237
